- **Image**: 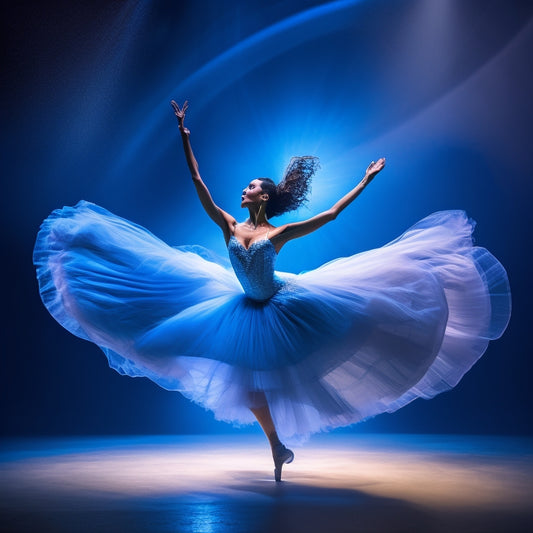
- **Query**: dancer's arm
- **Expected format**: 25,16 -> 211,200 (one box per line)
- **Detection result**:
171,101 -> 235,241
270,158 -> 385,249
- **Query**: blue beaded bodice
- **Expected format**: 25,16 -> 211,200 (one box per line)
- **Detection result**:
228,236 -> 285,301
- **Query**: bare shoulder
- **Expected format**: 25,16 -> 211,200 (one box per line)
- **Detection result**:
221,210 -> 237,230
269,210 -> 335,250
268,223 -> 288,239
268,223 -> 291,252
216,210 -> 237,244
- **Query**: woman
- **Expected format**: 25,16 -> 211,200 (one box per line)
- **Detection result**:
174,100 -> 385,481
34,100 -> 511,482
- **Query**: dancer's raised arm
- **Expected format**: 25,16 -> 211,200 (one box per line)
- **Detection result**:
270,158 -> 385,250
171,100 -> 235,241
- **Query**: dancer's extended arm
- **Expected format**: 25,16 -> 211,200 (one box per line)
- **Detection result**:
270,158 -> 385,249
171,100 -> 235,241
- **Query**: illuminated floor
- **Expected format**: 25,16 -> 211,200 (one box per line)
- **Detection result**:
1,434 -> 532,533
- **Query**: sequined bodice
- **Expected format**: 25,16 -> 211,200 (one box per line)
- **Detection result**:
228,236 -> 284,301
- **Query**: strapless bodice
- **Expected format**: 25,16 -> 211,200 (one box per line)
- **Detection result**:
228,236 -> 285,301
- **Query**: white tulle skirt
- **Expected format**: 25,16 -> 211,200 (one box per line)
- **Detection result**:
34,201 -> 511,441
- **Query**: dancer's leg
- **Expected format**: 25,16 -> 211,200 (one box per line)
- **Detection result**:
249,391 -> 294,481
250,400 -> 281,448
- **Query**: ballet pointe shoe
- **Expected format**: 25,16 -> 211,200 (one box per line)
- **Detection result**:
273,443 -> 294,482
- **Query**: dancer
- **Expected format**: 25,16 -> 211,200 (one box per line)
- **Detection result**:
34,100 -> 511,482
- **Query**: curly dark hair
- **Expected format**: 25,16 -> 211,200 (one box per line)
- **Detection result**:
260,156 -> 319,219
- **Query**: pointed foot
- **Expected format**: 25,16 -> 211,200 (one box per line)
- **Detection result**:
273,443 -> 294,482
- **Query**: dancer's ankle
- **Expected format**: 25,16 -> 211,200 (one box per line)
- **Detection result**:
269,431 -> 282,449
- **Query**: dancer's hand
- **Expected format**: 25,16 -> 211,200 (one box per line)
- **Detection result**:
171,100 -> 189,135
364,158 -> 386,183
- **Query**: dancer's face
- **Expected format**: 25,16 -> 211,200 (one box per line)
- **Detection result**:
241,179 -> 267,208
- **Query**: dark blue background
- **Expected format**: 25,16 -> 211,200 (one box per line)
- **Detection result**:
2,0 -> 532,437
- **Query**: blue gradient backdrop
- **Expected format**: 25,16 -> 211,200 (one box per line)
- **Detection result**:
2,0 -> 532,436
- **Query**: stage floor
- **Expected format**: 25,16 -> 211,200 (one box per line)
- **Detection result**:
1,433 -> 532,532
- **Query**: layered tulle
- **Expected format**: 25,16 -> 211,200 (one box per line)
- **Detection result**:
34,201 -> 511,441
